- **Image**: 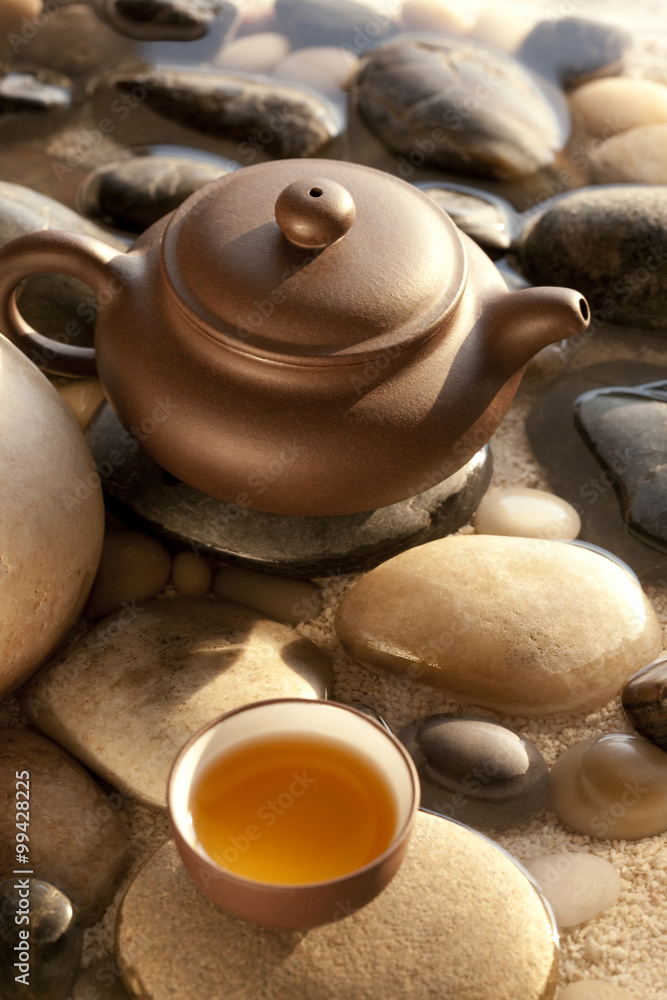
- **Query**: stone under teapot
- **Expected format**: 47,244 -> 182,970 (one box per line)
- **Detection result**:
0,159 -> 589,516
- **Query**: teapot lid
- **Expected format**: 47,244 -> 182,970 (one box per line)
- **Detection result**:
161,158 -> 467,364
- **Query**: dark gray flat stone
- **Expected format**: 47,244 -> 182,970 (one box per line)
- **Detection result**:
415,181 -> 522,259
86,403 -> 492,578
526,360 -> 667,584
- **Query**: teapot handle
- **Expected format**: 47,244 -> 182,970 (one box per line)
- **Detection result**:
0,230 -> 121,378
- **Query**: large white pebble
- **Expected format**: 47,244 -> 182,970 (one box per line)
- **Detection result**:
215,32 -> 290,73
570,77 -> 667,138
474,487 -> 581,539
523,853 -> 621,928
0,336 -> 104,696
557,981 -> 637,1000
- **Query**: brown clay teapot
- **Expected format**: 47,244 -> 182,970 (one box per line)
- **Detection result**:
0,159 -> 589,516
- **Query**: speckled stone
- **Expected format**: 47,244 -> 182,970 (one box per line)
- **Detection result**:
334,535 -> 663,717
106,69 -> 341,158
21,599 -> 333,809
523,853 -> 621,928
526,361 -> 667,584
548,734 -> 667,839
622,655 -> 667,752
355,37 -> 567,180
474,487 -> 581,539
86,403 -> 491,577
116,812 -> 559,1000
518,187 -> 667,332
274,0 -> 398,50
0,730 -> 130,925
519,16 -> 630,88
398,714 -> 550,830
415,181 -> 521,259
0,339 -> 104,697
589,124 -> 667,184
0,879 -> 82,1000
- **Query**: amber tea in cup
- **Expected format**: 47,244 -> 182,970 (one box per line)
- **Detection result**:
168,698 -> 419,929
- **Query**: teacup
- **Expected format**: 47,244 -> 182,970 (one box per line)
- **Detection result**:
168,698 -> 419,929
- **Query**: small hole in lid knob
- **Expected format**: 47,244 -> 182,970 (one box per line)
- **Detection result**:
309,188 -> 323,198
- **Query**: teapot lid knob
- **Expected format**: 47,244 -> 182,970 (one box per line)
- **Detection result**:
275,178 -> 356,250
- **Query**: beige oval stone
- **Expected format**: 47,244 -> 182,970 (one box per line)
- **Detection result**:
470,2 -> 534,53
523,853 -> 621,928
557,982 -> 637,1000
171,550 -> 212,597
273,45 -> 359,95
334,536 -> 663,717
400,0 -> 473,35
21,599 -> 334,808
590,124 -> 667,183
116,812 -> 558,1000
569,77 -> 667,138
0,336 -> 104,697
212,566 -> 323,624
84,531 -> 172,621
474,487 -> 581,540
0,729 -> 130,926
56,378 -> 106,430
216,31 -> 290,73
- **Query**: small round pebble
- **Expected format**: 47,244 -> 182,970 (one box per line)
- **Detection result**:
212,566 -> 323,625
569,77 -> 667,137
273,45 -> 359,95
474,487 -> 581,540
557,983 -> 637,1000
400,0 -> 473,35
215,31 -> 291,73
523,853 -> 621,928
590,124 -> 667,184
171,550 -> 213,598
56,378 -> 106,430
549,733 -> 667,839
470,1 -> 533,53
84,531 -> 172,621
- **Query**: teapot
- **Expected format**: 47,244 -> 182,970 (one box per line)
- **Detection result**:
0,159 -> 589,516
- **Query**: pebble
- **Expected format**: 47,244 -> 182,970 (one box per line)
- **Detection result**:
0,73 -> 71,114
470,2 -> 533,53
0,878 -> 82,1000
87,403 -> 491,577
274,0 -> 398,51
354,37 -> 566,180
272,45 -> 360,98
556,983 -> 637,1000
548,733 -> 667,839
212,566 -> 323,625
523,853 -> 621,928
0,730 -> 130,925
526,361 -> 667,585
83,531 -> 172,622
474,487 -> 581,540
0,0 -> 41,31
519,16 -> 630,88
215,31 -> 291,73
400,0 -> 474,35
107,69 -> 342,158
569,77 -> 667,137
518,186 -> 667,332
334,534 -> 663,717
0,338 -> 104,697
171,550 -> 212,597
398,714 -> 550,830
56,379 -> 106,430
78,155 -> 232,233
96,0 -> 239,41
116,811 -> 558,1000
622,655 -> 667,752
21,599 -> 334,808
72,959 -> 131,999
416,181 -> 521,259
589,124 -> 667,184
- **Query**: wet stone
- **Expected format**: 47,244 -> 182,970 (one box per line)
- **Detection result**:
518,186 -> 667,332
548,733 -> 667,840
21,599 -> 334,809
622,655 -> 667,752
86,402 -> 491,577
398,714 -> 550,830
0,879 -> 82,1000
274,0 -> 398,51
589,124 -> 667,184
519,16 -> 630,88
354,37 -> 566,181
523,853 -> 621,928
107,69 -> 342,158
0,730 -> 130,925
116,812 -> 559,1000
78,155 -> 233,232
334,534 -> 663,717
415,181 -> 521,259
97,0 -> 239,41
526,361 -> 667,585
0,73 -> 71,113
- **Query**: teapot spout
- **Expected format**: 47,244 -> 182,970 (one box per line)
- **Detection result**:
485,286 -> 590,374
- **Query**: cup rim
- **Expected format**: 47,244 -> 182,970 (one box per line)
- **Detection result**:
167,697 -> 420,892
